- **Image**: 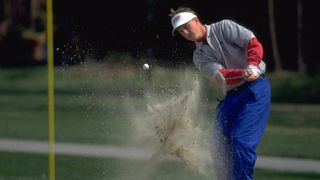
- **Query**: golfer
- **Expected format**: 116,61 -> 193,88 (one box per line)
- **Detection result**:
169,7 -> 271,180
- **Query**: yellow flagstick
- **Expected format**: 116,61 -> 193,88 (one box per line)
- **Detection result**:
46,0 -> 56,179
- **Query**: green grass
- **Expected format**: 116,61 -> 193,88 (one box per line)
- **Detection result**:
257,103 -> 320,159
0,63 -> 320,179
268,104 -> 320,128
0,64 -> 320,155
267,71 -> 320,103
254,168 -> 320,180
1,152 -> 320,180
258,126 -> 320,159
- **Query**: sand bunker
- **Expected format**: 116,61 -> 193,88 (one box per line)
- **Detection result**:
128,71 -> 211,176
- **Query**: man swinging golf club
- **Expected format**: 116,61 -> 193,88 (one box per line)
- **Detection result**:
169,7 -> 271,180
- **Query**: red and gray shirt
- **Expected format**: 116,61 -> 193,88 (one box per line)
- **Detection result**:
193,19 -> 265,92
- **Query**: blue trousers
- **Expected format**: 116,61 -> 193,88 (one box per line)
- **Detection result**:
211,76 -> 271,180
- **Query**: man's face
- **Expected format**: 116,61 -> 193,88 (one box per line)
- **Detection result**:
177,18 -> 203,42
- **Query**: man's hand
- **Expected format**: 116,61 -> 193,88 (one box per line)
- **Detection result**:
244,65 -> 260,81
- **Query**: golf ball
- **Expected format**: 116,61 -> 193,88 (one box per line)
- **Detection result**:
143,63 -> 149,70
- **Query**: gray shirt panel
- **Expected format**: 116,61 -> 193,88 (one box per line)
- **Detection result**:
193,19 -> 266,83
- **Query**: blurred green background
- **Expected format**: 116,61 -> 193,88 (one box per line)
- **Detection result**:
0,62 -> 320,179
1,0 -> 320,179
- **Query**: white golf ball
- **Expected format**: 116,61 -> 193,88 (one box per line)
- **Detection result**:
143,63 -> 149,70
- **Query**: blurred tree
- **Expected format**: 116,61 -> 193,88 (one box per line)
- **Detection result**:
297,0 -> 306,74
268,0 -> 282,72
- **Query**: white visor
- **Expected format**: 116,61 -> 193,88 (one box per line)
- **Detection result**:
171,12 -> 197,35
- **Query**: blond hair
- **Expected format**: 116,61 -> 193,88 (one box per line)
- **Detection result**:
168,7 -> 197,18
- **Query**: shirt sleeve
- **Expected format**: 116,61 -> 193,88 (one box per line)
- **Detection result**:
193,49 -> 222,80
193,49 -> 246,85
220,19 -> 255,49
247,37 -> 263,66
217,68 -> 245,85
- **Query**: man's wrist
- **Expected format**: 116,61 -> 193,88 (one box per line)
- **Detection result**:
246,64 -> 260,76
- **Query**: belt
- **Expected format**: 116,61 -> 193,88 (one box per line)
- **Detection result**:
226,74 -> 265,95
227,81 -> 249,95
